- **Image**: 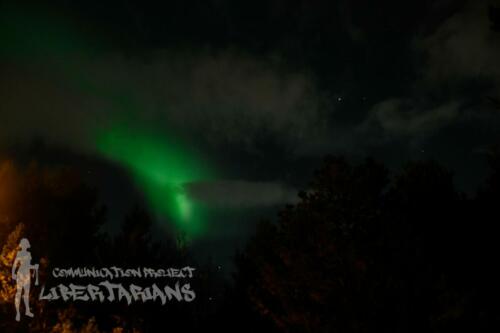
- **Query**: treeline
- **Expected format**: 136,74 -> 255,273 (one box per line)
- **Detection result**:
1,150 -> 499,332
0,161 -> 220,332
227,153 -> 500,333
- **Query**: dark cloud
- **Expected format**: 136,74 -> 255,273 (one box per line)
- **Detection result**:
111,51 -> 327,151
416,1 -> 500,89
0,50 -> 327,154
357,0 -> 500,149
361,99 -> 461,140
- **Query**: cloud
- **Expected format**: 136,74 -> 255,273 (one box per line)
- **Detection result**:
416,1 -> 500,88
122,51 -> 326,150
0,48 -> 326,155
362,99 -> 461,137
184,180 -> 298,208
358,1 -> 499,146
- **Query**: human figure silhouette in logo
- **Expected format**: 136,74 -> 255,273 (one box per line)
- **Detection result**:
12,238 -> 38,322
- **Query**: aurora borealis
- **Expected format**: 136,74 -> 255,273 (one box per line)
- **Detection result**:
95,124 -> 215,237
2,0 -> 500,271
1,1 -> 500,331
1,5 -> 219,238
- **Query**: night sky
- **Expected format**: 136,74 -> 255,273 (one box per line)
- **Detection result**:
2,0 -> 500,268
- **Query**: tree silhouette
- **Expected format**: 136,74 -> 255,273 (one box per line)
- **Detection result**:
236,156 -> 499,333
0,160 -> 107,331
235,157 -> 387,332
0,160 -> 218,332
2,153 -> 499,332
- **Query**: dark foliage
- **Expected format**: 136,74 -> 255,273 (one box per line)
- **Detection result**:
234,156 -> 500,332
1,153 -> 500,332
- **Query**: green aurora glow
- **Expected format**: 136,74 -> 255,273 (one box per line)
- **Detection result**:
2,7 -> 217,238
95,125 -> 215,238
